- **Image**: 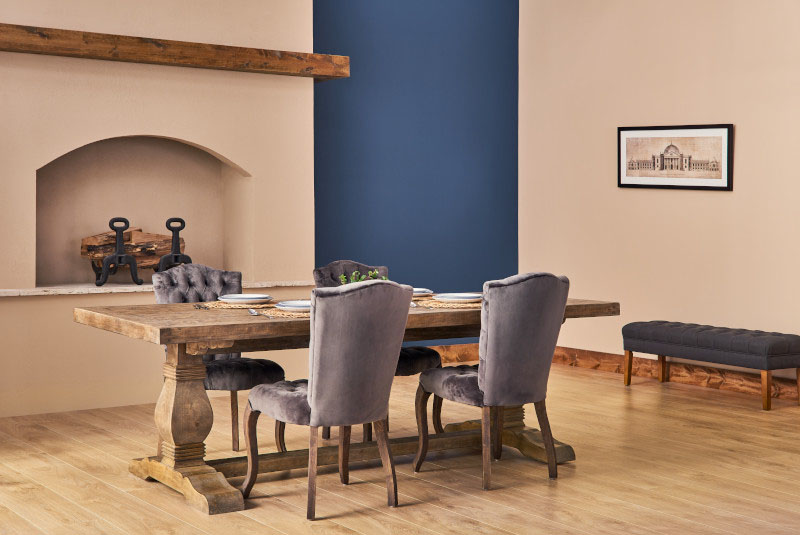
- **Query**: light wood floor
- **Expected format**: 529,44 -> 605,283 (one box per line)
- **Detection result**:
2,365 -> 800,534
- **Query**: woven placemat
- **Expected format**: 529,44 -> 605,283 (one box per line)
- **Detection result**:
253,308 -> 310,319
197,301 -> 276,310
418,300 -> 482,310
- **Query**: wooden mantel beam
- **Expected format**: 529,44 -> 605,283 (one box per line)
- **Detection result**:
0,22 -> 349,80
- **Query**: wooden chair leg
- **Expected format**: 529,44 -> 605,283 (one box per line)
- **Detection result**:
657,355 -> 669,383
374,418 -> 398,507
156,439 -> 162,458
413,384 -> 431,472
322,426 -> 330,440
240,404 -> 261,498
432,395 -> 444,434
492,406 -> 503,460
275,420 -> 286,452
796,368 -> 800,406
534,399 -> 558,479
481,406 -> 492,490
338,425 -> 351,484
761,370 -> 772,411
623,350 -> 633,386
230,391 -> 240,451
363,422 -> 372,442
307,426 -> 319,520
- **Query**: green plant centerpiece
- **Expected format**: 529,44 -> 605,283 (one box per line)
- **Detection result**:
339,269 -> 388,285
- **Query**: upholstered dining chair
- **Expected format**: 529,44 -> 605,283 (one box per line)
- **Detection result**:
413,272 -> 569,489
241,280 -> 413,520
152,264 -> 285,452
310,259 -> 444,443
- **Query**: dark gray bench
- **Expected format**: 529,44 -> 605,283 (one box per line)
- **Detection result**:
622,321 -> 800,410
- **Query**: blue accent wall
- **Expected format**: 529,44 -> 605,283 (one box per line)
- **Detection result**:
314,0 -> 518,295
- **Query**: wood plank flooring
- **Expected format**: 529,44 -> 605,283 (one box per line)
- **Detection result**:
2,364 -> 800,534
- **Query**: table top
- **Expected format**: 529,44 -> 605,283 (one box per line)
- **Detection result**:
74,298 -> 620,349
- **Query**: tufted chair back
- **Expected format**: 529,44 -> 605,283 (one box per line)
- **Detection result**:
478,272 -> 570,406
152,264 -> 242,362
313,260 -> 389,288
307,280 -> 412,427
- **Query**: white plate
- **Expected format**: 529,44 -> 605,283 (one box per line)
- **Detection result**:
432,293 -> 482,303
218,294 -> 273,304
413,287 -> 433,297
275,300 -> 311,312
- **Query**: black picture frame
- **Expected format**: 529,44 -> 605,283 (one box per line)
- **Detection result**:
618,124 -> 734,191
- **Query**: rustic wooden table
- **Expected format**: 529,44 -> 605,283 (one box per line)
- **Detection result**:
74,297 -> 619,514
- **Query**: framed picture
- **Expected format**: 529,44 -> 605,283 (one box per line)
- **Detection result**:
618,124 -> 733,190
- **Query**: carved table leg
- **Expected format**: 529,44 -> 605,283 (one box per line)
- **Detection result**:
443,404 -> 575,465
128,344 -> 244,514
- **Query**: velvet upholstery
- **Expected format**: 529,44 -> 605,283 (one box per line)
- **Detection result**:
419,272 -> 570,407
419,365 -> 483,406
249,280 -> 413,427
313,260 -> 389,288
250,380 -> 311,425
204,358 -> 285,391
623,321 -> 800,370
152,264 -> 285,387
313,260 -> 442,376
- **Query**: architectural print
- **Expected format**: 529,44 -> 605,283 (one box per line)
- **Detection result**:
625,136 -> 722,179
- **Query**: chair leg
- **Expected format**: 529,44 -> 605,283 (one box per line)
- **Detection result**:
374,418 -> 398,507
492,406 -> 503,460
230,391 -> 240,451
432,395 -> 444,434
481,406 -> 492,490
363,422 -> 372,442
307,426 -> 319,520
796,368 -> 800,406
339,425 -> 351,484
657,355 -> 669,383
534,400 -> 558,479
322,426 -> 330,440
761,370 -> 772,411
623,350 -> 633,386
240,404 -> 261,498
275,420 -> 286,452
413,384 -> 431,472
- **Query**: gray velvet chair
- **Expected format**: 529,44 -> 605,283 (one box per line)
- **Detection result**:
241,280 -> 413,520
413,272 -> 569,489
152,264 -> 285,451
311,260 -> 444,442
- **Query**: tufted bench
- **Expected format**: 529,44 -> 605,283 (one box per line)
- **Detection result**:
622,321 -> 800,410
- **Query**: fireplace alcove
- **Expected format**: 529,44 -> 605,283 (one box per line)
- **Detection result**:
35,135 -> 253,287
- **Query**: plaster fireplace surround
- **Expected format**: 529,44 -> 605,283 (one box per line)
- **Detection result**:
0,0 -> 321,416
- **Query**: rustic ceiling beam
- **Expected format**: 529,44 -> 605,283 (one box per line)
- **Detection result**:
0,22 -> 349,80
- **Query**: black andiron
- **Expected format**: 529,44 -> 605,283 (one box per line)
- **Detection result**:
93,217 -> 144,286
155,217 -> 192,272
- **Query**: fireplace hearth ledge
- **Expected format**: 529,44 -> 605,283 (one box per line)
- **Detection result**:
0,280 -> 314,298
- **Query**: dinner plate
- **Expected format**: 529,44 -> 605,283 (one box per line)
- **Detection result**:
276,300 -> 311,312
432,292 -> 482,303
413,287 -> 433,297
218,294 -> 272,304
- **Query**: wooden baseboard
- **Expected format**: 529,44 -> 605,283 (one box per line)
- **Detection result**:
431,343 -> 799,402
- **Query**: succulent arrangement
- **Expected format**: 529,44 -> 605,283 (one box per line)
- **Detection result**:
339,269 -> 388,285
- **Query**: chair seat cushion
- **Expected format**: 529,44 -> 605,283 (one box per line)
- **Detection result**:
396,346 -> 442,376
204,358 -> 285,391
622,321 -> 800,370
419,364 -> 484,407
249,380 -> 311,426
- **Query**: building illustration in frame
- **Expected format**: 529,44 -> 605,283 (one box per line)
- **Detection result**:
626,138 -> 721,179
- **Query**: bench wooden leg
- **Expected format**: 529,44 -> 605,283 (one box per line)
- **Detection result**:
623,350 -> 633,386
657,355 -> 669,383
761,370 -> 772,411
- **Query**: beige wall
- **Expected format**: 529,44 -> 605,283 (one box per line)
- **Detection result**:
0,0 -> 315,416
519,1 -> 800,370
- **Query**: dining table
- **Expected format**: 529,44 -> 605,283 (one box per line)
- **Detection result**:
73,296 -> 620,514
